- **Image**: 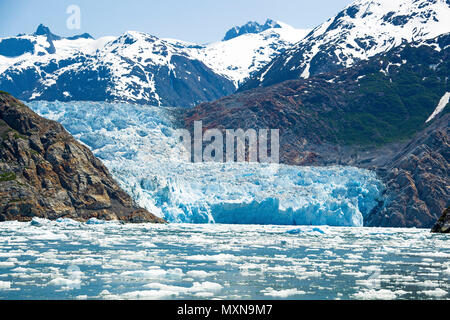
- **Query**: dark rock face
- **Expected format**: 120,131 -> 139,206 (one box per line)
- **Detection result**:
34,24 -> 62,41
366,114 -> 449,228
183,36 -> 450,228
0,92 -> 165,223
432,207 -> 450,233
33,24 -> 93,41
223,19 -> 281,41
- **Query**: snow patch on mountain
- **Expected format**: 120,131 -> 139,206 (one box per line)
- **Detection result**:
426,92 -> 450,123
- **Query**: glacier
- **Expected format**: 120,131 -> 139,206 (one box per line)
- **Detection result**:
28,101 -> 385,226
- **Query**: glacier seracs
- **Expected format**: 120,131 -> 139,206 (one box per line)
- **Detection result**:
29,101 -> 385,226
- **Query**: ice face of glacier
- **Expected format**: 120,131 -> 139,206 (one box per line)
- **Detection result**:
29,101 -> 385,227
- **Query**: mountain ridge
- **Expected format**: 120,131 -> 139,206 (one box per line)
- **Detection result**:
0,22 -> 308,106
239,0 -> 450,91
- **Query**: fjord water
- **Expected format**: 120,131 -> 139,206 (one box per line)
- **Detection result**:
0,220 -> 448,299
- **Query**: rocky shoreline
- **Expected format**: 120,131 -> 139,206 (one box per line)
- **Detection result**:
432,207 -> 450,233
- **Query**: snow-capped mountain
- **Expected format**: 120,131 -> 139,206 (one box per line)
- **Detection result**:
187,21 -> 310,85
240,0 -> 450,90
0,21 -> 308,106
0,28 -> 235,107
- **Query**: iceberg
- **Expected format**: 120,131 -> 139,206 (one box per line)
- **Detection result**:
29,101 -> 385,227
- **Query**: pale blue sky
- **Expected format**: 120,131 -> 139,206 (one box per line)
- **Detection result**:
0,0 -> 353,43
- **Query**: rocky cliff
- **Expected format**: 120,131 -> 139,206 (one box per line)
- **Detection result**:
0,92 -> 165,223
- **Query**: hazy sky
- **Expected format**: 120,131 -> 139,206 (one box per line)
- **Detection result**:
0,0 -> 353,43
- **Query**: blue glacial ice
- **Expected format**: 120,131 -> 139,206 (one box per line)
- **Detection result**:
29,101 -> 385,226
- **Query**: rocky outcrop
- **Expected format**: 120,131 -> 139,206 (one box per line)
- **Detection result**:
366,114 -> 449,228
0,92 -> 165,223
431,207 -> 450,233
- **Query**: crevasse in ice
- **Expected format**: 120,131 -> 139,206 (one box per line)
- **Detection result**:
29,101 -> 385,226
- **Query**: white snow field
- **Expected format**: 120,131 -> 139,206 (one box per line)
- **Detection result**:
29,101 -> 384,226
0,220 -> 448,299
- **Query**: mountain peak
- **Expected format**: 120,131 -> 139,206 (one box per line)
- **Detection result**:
34,24 -> 50,36
34,24 -> 61,40
223,18 -> 282,41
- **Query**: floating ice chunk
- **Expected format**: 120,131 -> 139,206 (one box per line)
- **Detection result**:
189,282 -> 223,293
0,261 -> 15,268
47,277 -> 81,287
311,227 -> 326,234
0,281 -> 11,290
422,288 -> 448,298
55,218 -> 80,226
353,289 -> 407,300
262,287 -> 306,298
286,228 -> 303,234
30,217 -> 46,227
286,227 -> 326,234
121,290 -> 178,300
86,218 -> 106,225
120,269 -> 167,279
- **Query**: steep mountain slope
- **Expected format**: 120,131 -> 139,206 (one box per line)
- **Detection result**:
0,21 -> 308,106
0,92 -> 164,223
240,0 -> 450,91
184,33 -> 450,228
